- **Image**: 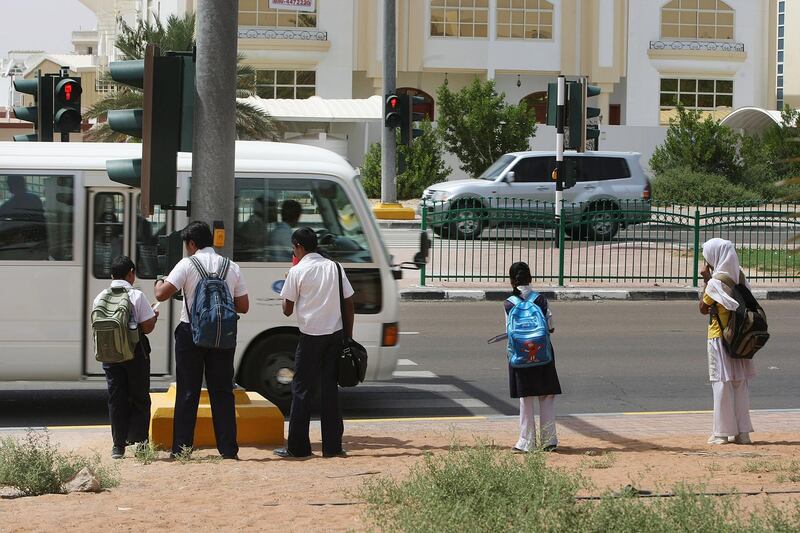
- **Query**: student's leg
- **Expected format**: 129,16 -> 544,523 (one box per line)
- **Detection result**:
125,345 -> 152,444
712,381 -> 736,437
287,334 -> 321,456
103,362 -> 130,448
320,332 -> 344,455
172,323 -> 205,454
731,380 -> 754,434
204,347 -> 239,457
516,396 -> 536,451
538,395 -> 558,447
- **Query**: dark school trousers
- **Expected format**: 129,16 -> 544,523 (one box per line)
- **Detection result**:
173,322 -> 238,457
287,330 -> 344,456
103,342 -> 151,447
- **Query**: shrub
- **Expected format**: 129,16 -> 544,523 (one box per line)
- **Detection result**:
0,431 -> 119,496
651,168 -> 760,205
358,121 -> 451,200
437,78 -> 536,177
650,105 -> 742,181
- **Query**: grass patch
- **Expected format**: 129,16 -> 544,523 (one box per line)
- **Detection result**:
777,461 -> 800,483
133,441 -> 161,465
738,248 -> 799,273
0,431 -> 119,496
359,444 -> 800,533
739,459 -> 783,474
171,445 -> 222,465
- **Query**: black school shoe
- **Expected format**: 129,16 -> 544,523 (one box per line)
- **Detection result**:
111,445 -> 125,459
273,447 -> 312,458
322,448 -> 348,458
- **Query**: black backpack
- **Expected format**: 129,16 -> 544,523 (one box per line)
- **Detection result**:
712,272 -> 770,359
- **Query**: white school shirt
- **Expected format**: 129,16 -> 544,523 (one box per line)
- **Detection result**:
93,280 -> 156,326
280,253 -> 354,336
164,247 -> 248,323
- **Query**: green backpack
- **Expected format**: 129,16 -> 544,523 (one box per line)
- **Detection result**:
91,287 -> 139,363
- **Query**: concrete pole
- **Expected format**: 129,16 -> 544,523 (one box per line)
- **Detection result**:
191,0 -> 238,257
381,0 -> 397,205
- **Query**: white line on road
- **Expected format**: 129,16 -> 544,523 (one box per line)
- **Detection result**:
392,370 -> 438,378
396,359 -> 418,366
452,398 -> 490,409
356,382 -> 461,392
399,331 -> 420,335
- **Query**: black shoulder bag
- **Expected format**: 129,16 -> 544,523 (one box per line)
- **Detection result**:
335,262 -> 368,387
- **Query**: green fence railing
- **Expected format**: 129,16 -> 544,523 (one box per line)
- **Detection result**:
420,199 -> 800,286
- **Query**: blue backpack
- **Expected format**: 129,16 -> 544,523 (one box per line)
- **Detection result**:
506,292 -> 552,368
187,256 -> 238,350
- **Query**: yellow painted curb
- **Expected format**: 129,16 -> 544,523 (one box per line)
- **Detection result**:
373,203 -> 416,220
149,384 -> 284,449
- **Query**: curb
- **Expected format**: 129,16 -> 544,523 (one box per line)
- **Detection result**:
400,287 -> 800,302
378,220 -> 422,229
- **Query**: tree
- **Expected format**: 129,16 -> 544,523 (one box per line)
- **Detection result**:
85,13 -> 277,142
649,104 -> 742,180
359,121 -> 452,200
436,79 -> 536,177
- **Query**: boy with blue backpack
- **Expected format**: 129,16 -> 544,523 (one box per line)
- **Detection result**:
504,262 -> 561,452
155,221 -> 250,460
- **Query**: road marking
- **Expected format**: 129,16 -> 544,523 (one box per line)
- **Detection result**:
0,424 -> 110,431
452,398 -> 490,409
355,382 -> 460,392
347,415 -> 486,423
396,358 -> 418,366
622,410 -> 711,416
392,370 -> 438,378
399,331 -> 420,335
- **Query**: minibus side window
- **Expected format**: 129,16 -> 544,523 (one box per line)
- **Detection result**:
234,177 -> 373,263
0,174 -> 74,261
92,193 -> 125,278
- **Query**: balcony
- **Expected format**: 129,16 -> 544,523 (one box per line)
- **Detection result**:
648,40 -> 746,62
238,27 -> 330,55
238,28 -> 327,41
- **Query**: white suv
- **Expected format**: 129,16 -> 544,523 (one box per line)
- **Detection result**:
422,150 -> 652,240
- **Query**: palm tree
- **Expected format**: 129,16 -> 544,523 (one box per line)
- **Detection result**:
85,12 -> 277,142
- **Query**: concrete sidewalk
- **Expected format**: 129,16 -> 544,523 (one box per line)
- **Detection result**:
399,286 -> 800,302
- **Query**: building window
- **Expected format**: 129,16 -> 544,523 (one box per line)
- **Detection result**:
496,0 -> 553,40
520,91 -> 548,123
95,77 -> 114,93
659,78 -> 733,125
661,0 -> 734,40
239,0 -> 317,28
254,69 -> 315,99
430,0 -> 489,38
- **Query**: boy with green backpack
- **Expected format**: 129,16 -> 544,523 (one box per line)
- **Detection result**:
91,256 -> 158,459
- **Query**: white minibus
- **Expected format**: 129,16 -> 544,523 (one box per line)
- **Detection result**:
0,141 -> 421,413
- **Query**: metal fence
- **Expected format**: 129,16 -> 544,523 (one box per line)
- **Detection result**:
420,199 -> 800,286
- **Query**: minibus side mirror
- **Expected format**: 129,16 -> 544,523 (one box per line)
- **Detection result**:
398,231 -> 430,271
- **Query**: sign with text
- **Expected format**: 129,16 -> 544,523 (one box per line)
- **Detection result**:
269,0 -> 315,11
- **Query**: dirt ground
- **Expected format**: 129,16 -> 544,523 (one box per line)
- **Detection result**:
2,418 -> 799,532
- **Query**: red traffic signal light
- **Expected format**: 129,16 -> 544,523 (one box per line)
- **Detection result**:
385,94 -> 401,129
54,77 -> 82,134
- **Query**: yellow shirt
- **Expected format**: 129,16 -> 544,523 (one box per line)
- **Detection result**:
703,293 -> 730,339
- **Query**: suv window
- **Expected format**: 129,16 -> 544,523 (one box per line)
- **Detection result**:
511,156 -> 555,183
570,157 -> 631,182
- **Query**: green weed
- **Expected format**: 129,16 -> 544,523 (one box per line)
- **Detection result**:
0,430 -> 119,496
582,452 -> 617,470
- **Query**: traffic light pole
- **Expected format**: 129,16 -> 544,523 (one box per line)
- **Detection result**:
555,75 -> 565,220
381,0 -> 397,205
191,0 -> 238,257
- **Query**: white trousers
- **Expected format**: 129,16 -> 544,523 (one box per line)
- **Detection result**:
712,380 -> 753,437
516,395 -> 557,451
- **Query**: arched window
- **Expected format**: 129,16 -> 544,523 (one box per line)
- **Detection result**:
397,87 -> 435,121
661,0 -> 734,40
496,0 -> 554,40
521,91 -> 548,124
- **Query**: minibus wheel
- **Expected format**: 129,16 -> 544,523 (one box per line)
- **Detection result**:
241,333 -> 297,416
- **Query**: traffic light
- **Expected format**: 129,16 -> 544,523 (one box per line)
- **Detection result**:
53,77 -> 82,134
12,73 -> 53,142
546,82 -> 558,126
106,44 -> 195,216
585,84 -> 601,151
566,81 -> 601,151
384,94 -> 401,129
399,94 -> 426,148
158,230 -> 184,276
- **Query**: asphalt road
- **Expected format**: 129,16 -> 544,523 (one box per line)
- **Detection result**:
0,301 -> 797,427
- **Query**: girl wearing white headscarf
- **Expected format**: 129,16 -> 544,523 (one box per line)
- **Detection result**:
699,238 -> 756,445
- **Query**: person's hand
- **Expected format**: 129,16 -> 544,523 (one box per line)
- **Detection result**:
700,263 -> 712,283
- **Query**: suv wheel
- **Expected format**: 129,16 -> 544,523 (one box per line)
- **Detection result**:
570,202 -> 620,241
448,200 -> 485,240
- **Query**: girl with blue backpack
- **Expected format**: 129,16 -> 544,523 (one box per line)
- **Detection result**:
504,262 -> 562,452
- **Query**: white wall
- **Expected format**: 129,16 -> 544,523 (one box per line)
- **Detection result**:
314,1 -> 354,98
626,0 -> 770,127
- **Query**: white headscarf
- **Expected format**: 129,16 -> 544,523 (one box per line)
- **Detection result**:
701,238 -> 742,311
